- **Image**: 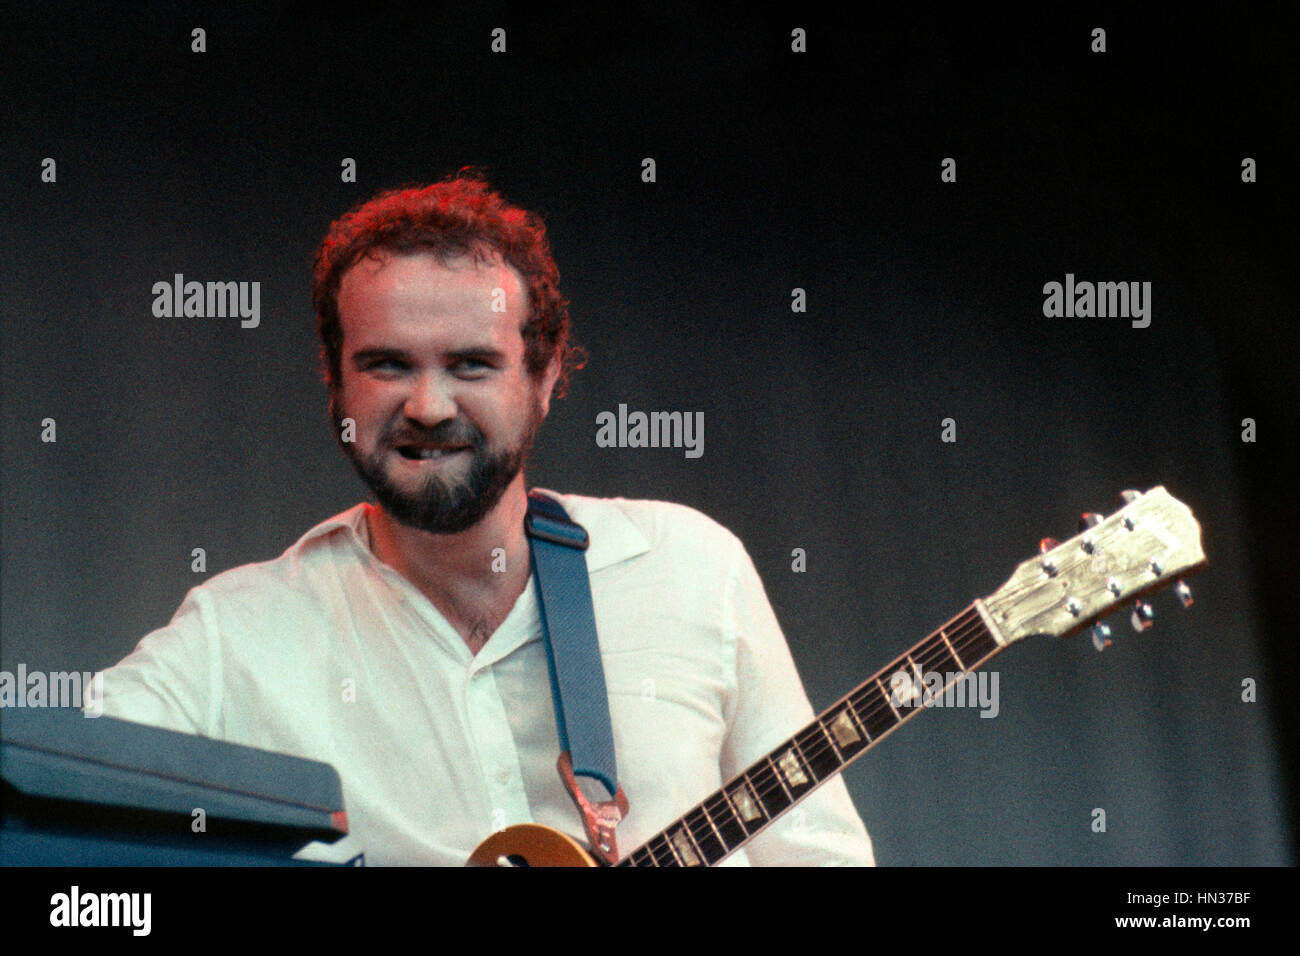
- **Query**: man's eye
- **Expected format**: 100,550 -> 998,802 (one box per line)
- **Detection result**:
369,359 -> 407,372
454,359 -> 491,375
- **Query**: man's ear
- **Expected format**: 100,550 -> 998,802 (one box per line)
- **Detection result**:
536,355 -> 562,419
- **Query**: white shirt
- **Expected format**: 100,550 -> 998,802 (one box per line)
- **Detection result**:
97,492 -> 875,866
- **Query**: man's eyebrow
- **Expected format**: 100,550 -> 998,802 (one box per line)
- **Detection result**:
349,346 -> 507,367
444,347 -> 506,364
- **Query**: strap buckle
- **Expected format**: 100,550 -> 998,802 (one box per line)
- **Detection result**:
524,510 -> 590,550
557,751 -> 628,866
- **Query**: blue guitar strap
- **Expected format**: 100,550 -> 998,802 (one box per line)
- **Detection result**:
524,490 -> 629,864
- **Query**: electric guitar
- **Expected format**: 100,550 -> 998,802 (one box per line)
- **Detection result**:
467,486 -> 1206,867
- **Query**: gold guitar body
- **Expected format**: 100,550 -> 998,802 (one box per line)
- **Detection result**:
467,824 -> 601,867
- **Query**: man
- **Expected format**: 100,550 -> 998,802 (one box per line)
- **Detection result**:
97,171 -> 875,865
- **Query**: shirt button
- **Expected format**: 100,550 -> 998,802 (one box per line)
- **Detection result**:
496,768 -> 510,784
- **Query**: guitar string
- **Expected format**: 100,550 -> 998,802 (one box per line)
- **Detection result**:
630,607 -> 994,864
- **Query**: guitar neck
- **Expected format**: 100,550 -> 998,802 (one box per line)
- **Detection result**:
617,601 -> 1006,867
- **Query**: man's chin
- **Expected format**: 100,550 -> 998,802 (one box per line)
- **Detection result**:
382,487 -> 511,535
372,462 -> 522,535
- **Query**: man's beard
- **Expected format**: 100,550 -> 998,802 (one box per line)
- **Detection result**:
334,395 -> 542,535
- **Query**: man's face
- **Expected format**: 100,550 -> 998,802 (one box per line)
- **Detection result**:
332,250 -> 558,534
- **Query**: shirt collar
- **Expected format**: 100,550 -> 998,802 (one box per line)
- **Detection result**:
531,488 -> 650,572
290,503 -> 372,555
291,491 -> 650,573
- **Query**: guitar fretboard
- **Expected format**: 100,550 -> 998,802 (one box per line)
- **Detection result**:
618,602 -> 1003,866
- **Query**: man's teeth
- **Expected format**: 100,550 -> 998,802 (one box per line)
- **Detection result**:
403,446 -> 462,460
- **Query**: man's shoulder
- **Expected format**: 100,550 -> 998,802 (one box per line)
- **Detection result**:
537,490 -> 743,572
179,503 -> 370,606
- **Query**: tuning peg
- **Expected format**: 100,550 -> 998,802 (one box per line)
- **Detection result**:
1039,538 -> 1060,575
1091,622 -> 1113,652
1175,580 -> 1193,608
1120,490 -> 1142,504
1078,512 -> 1103,532
1130,600 -> 1154,631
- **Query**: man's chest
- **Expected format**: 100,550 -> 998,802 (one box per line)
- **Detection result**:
222,599 -> 734,864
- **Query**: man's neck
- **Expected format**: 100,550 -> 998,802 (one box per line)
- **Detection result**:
365,475 -> 535,655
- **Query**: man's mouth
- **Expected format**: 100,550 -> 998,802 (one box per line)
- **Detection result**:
394,444 -> 471,461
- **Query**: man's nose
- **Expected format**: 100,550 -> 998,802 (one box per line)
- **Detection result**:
402,372 -> 457,425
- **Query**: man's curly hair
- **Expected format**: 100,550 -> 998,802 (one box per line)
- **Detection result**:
312,169 -> 582,397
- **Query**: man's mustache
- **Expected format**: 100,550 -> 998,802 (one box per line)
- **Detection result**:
383,419 -> 483,448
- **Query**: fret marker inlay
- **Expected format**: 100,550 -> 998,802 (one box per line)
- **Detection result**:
829,710 -> 861,748
777,748 -> 808,786
671,829 -> 702,866
730,782 -> 763,822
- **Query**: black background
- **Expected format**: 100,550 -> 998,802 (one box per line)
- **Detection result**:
3,2 -> 1295,865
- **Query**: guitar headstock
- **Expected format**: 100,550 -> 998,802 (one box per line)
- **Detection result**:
984,487 -> 1206,646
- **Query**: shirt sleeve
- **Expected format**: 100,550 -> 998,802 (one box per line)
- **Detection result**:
720,538 -> 876,866
91,586 -> 223,737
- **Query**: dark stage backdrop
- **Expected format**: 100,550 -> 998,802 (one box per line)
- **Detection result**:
3,4 -> 1294,866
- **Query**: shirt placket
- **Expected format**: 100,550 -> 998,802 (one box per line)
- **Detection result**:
371,555 -> 542,833
463,659 -> 533,830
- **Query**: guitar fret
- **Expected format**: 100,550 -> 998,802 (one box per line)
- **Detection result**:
860,679 -> 902,740
895,653 -> 925,711
922,636 -> 961,678
939,627 -> 966,671
848,697 -> 873,740
755,758 -> 793,817
795,722 -> 843,781
684,806 -> 725,865
649,833 -> 679,867
767,753 -> 796,797
695,804 -> 729,864
818,718 -> 843,762
705,792 -> 747,850
873,675 -> 904,721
